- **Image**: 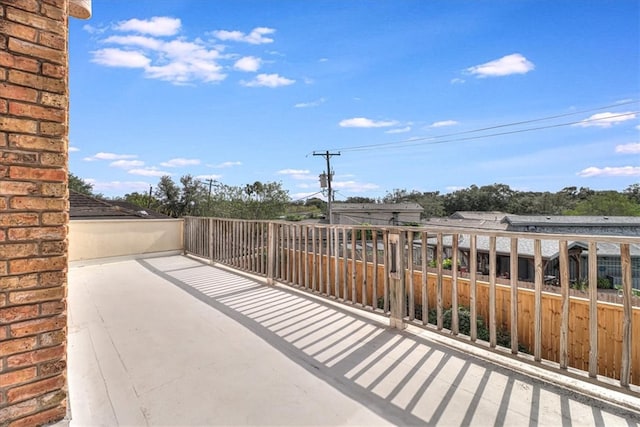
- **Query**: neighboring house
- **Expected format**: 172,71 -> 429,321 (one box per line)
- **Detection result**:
70,191 -> 169,220
423,212 -> 640,288
331,203 -> 423,226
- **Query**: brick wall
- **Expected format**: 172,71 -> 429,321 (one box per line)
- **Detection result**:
0,0 -> 70,425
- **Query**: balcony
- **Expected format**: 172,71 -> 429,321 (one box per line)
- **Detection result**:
65,217 -> 640,425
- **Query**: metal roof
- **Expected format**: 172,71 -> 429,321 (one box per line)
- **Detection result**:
504,215 -> 640,227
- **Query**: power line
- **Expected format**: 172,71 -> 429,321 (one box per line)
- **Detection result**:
329,100 -> 639,153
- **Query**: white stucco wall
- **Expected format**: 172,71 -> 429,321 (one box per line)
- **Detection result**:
69,219 -> 183,261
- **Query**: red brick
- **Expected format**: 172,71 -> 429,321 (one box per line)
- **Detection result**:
8,37 -> 64,66
9,101 -> 65,122
40,91 -> 65,109
39,358 -> 65,376
0,82 -> 38,102
0,261 -> 8,275
40,182 -> 65,197
38,32 -> 65,51
8,69 -> 65,94
41,240 -> 66,255
0,304 -> 39,325
9,166 -> 66,182
42,0 -> 66,8
6,6 -> 65,36
38,152 -> 65,166
8,404 -> 66,427
38,389 -> 66,408
0,367 -> 36,387
0,150 -> 38,164
9,256 -> 66,275
39,271 -> 65,287
7,345 -> 64,369
41,3 -> 64,21
0,20 -> 38,43
9,287 -> 64,305
38,329 -> 64,347
39,121 -> 66,137
8,134 -> 64,152
6,0 -> 39,13
39,301 -> 64,316
0,99 -> 7,114
0,397 -> 38,424
10,196 -> 65,210
0,50 -> 39,73
7,375 -> 64,404
0,274 -> 39,290
0,213 -> 39,227
10,316 -> 65,338
0,242 -> 39,258
0,181 -> 37,195
8,227 -> 65,241
41,212 -> 66,226
0,117 -> 37,134
0,336 -> 37,356
42,63 -> 64,79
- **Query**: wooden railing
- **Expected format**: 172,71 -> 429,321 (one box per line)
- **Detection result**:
184,217 -> 639,388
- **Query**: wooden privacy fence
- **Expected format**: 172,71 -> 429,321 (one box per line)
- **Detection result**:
183,217 -> 639,387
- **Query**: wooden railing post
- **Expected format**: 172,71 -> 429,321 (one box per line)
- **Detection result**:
389,231 -> 406,330
267,222 -> 276,285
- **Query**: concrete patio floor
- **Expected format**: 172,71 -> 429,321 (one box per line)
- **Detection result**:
67,255 -> 640,426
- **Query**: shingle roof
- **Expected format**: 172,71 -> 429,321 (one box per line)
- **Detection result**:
69,191 -> 169,219
450,211 -> 509,221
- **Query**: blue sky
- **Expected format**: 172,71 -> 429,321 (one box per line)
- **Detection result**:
68,1 -> 640,200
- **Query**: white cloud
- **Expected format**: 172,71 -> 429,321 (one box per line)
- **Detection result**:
294,98 -> 326,108
195,174 -> 223,181
69,146 -> 80,152
241,73 -> 295,88
385,126 -> 411,134
450,78 -> 465,84
85,179 -> 150,193
91,48 -> 150,68
430,120 -> 459,128
332,180 -> 379,192
128,168 -> 171,177
160,158 -> 201,167
233,56 -> 261,72
209,161 -> 242,168
110,159 -> 144,168
466,53 -> 535,78
92,28 -> 227,85
277,169 -> 316,180
84,152 -> 137,161
574,112 -> 637,128
115,17 -> 181,37
319,58 -> 329,63
615,143 -> 640,154
339,117 -> 398,128
103,35 -> 163,50
577,166 -> 640,177
212,27 -> 275,44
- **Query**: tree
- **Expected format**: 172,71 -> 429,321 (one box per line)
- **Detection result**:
624,183 -> 640,204
68,172 -> 94,196
155,175 -> 181,217
564,192 -> 640,216
120,190 -> 158,210
344,196 -> 377,204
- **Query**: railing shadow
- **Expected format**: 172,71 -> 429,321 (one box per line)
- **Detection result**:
139,256 -> 639,426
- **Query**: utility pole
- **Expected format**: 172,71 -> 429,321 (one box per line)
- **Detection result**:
147,185 -> 152,208
313,150 -> 340,224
